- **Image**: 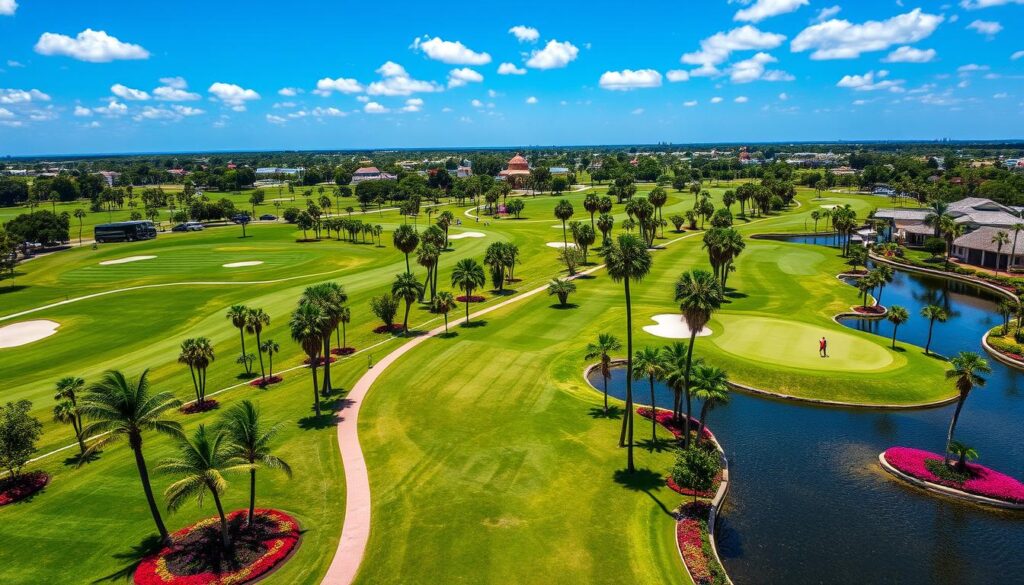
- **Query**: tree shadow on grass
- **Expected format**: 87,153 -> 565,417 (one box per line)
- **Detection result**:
588,405 -> 622,419
0,285 -> 28,295
613,467 -> 675,518
636,436 -> 678,454
437,331 -> 459,339
491,289 -> 517,297
298,397 -> 348,430
461,320 -> 488,329
93,534 -> 163,583
573,274 -> 597,280
549,303 -> 579,310
64,450 -> 102,467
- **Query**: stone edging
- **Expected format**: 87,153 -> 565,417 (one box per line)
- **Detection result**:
981,332 -> 1024,370
877,452 -> 1024,511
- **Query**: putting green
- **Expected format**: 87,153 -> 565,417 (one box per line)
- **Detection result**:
711,314 -> 895,372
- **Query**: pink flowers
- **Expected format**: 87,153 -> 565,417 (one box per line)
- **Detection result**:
676,502 -> 720,585
0,471 -> 49,506
456,295 -> 485,303
373,324 -> 404,335
248,376 -> 284,388
884,447 -> 1024,504
330,347 -> 357,356
636,407 -> 714,442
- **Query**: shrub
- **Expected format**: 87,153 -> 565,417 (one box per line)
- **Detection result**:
671,445 -> 720,501
282,207 -> 300,223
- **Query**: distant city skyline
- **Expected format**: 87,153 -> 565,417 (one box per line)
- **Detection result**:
1,0 -> 1022,155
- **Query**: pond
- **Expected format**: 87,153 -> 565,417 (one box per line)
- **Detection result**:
588,234 -> 1024,584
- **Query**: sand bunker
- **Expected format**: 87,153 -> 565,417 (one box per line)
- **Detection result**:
642,314 -> 712,339
0,320 -> 60,349
448,232 -> 486,240
223,261 -> 265,268
820,204 -> 840,210
546,242 -> 577,249
99,255 -> 157,266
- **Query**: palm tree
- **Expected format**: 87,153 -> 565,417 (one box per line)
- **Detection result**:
79,370 -> 183,542
53,376 -> 86,454
872,265 -> 894,307
178,337 -> 215,407
547,278 -> 577,307
335,306 -> 351,351
432,291 -> 457,334
632,347 -> 665,444
290,303 -> 327,417
554,199 -> 574,247
583,193 -> 600,230
810,210 -> 821,233
886,305 -> 910,349
159,425 -> 240,550
74,208 -> 87,244
392,272 -> 425,335
584,333 -> 621,414
220,400 -> 292,527
944,352 -> 991,462
993,230 -> 1010,274
300,282 -> 348,396
602,234 -> 652,472
948,440 -> 979,473
920,305 -> 948,355
226,305 -> 250,374
259,339 -> 279,381
690,365 -> 730,444
674,269 -> 723,447
392,224 -> 420,274
245,308 -> 271,382
451,258 -> 485,325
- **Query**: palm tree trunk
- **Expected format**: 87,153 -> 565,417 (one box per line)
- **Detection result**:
238,328 -> 247,371
188,365 -> 200,405
248,468 -> 257,527
624,279 -> 635,472
698,402 -> 710,445
443,313 -> 448,334
405,253 -> 411,275
310,363 -> 321,416
255,331 -> 266,381
649,377 -> 657,445
210,486 -> 232,550
73,420 -> 86,454
602,373 -> 609,414
132,444 -> 169,542
403,302 -> 412,335
464,297 -> 470,323
321,337 -> 332,396
891,324 -> 899,349
683,333 -> 697,449
945,395 -> 966,463
268,352 -> 274,379
925,320 -> 935,355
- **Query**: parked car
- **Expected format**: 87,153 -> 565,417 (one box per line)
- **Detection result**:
183,221 -> 204,231
259,214 -> 277,221
171,223 -> 188,232
232,214 -> 251,224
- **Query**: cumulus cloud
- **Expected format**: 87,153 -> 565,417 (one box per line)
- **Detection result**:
883,46 -> 937,63
526,40 -> 579,69
728,52 -> 793,83
960,0 -> 1024,8
0,0 -> 16,16
34,29 -> 149,62
448,67 -> 484,89
710,96 -> 724,103
814,6 -> 841,22
367,62 -> 442,96
111,83 -> 150,101
364,101 -> 389,114
266,114 -> 287,125
778,92 -> 789,100
313,76 -> 363,96
666,70 -> 690,82
153,77 -> 200,101
498,62 -> 527,75
791,9 -> 943,60
74,105 -> 92,117
1013,50 -> 1024,60
683,100 -> 699,107
402,98 -> 424,112
967,20 -> 1003,38
734,0 -> 809,23
836,70 -> 906,92
134,104 -> 204,122
525,96 -> 538,104
208,82 -> 260,110
734,96 -> 749,103
599,69 -> 662,91
509,25 -> 540,43
278,87 -> 302,97
412,36 -> 491,65
682,26 -> 786,76
94,99 -> 128,116
0,88 -> 50,104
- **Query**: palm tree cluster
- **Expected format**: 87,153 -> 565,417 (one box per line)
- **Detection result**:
416,225 -> 446,302
702,228 -> 746,289
178,337 -> 215,408
483,242 -> 521,292
830,205 -> 859,256
623,196 -> 660,247
674,270 -> 724,447
323,217 -> 383,246
225,305 -> 278,384
568,221 -> 597,263
290,282 -> 349,417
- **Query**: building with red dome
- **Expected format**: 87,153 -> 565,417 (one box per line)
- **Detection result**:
498,153 -> 531,187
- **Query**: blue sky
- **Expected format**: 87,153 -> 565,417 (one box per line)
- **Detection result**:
0,0 -> 1022,155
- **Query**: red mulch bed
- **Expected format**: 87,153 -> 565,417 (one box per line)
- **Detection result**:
134,509 -> 300,585
854,305 -> 886,315
330,347 -> 357,356
456,295 -> 486,303
303,356 -> 336,366
373,324 -> 404,334
248,375 -> 284,388
0,471 -> 49,506
180,399 -> 219,415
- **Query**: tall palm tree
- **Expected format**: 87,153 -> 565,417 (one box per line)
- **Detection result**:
602,234 -> 652,473
632,347 -> 665,445
290,303 -> 327,416
920,305 -> 948,356
53,376 -> 86,454
78,370 -> 183,542
585,334 -> 622,415
392,224 -> 420,274
220,400 -> 292,527
674,269 -> 723,447
245,308 -> 271,382
943,352 -> 991,463
259,339 -> 279,381
159,425 -> 241,550
226,305 -> 250,374
554,199 -> 574,247
336,306 -> 351,351
433,291 -> 457,334
392,272 -> 425,335
886,305 -> 910,349
993,230 -> 1010,274
872,265 -> 894,307
178,337 -> 215,407
451,258 -> 485,325
691,365 -> 730,444
74,208 -> 87,244
300,282 -> 348,395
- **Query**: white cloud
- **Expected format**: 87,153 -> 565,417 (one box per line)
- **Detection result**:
0,107 -> 14,118
509,25 -> 540,43
779,92 -> 789,100
73,105 -> 92,117
471,99 -> 484,108
312,106 -> 347,117
710,96 -> 724,103
488,89 -> 500,98
1012,50 -> 1024,60
994,92 -> 1009,98
682,26 -> 786,76
526,40 -> 580,69
401,98 -> 423,113
172,105 -> 203,116
0,0 -> 17,16
278,87 -> 301,97
631,108 -> 645,115
967,20 -> 1002,37
448,67 -> 484,89
152,77 -> 199,101
735,0 -> 809,23
0,88 -> 50,104
666,70 -> 690,82
34,29 -> 149,63
412,36 -> 491,65
728,52 -> 793,83
683,100 -> 699,107
498,62 -> 527,75
836,70 -> 906,92
266,114 -> 287,125
599,69 -> 662,91
814,6 -> 841,22
6,60 -> 24,68
883,46 -> 936,63
111,83 -> 150,101
525,96 -> 538,104
208,82 -> 260,110
791,9 -> 943,60
734,96 -> 749,103
367,62 -> 442,96
94,99 -> 128,116
273,101 -> 295,109
364,101 -> 389,114
134,105 -> 196,121
960,0 -> 1024,8
958,63 -> 990,73
313,76 -> 363,96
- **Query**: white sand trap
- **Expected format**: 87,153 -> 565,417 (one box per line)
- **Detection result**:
546,242 -> 577,249
643,314 -> 712,339
223,261 -> 264,268
99,255 -> 157,266
0,320 -> 60,348
448,232 -> 486,240
820,204 -> 840,210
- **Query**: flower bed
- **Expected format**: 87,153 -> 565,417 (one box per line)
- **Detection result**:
303,356 -> 336,366
883,447 -> 1024,504
330,347 -> 356,356
134,509 -> 300,585
668,473 -> 722,498
0,471 -> 49,506
180,399 -> 219,415
372,324 -> 404,335
455,295 -> 485,303
248,376 -> 284,388
636,407 -> 714,442
676,502 -> 727,585
853,305 -> 885,315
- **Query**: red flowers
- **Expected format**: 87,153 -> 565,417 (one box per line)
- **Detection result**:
884,447 -> 1024,504
455,295 -> 485,303
676,501 -> 724,585
134,509 -> 300,585
667,474 -> 721,498
179,399 -> 219,415
372,324 -> 404,334
330,347 -> 357,356
636,407 -> 714,442
854,305 -> 885,315
248,376 -> 284,388
0,471 -> 49,506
